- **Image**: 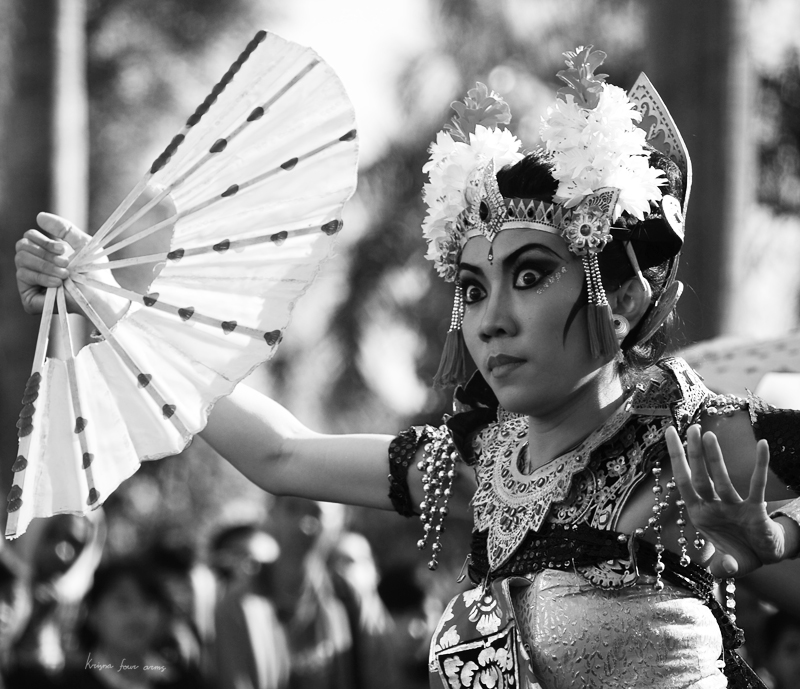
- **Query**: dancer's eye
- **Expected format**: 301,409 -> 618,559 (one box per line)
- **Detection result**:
461,282 -> 486,304
514,266 -> 545,289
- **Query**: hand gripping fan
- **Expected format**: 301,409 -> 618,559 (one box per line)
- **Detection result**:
7,31 -> 358,538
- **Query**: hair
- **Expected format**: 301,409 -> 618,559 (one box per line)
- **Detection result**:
76,559 -> 172,652
495,148 -> 685,378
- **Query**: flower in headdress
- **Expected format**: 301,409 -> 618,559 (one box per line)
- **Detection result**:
540,47 -> 665,220
562,205 -> 612,256
422,86 -> 524,280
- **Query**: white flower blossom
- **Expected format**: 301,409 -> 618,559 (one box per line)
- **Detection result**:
540,84 -> 665,219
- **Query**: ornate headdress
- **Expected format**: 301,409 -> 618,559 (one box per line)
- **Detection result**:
423,47 -> 691,386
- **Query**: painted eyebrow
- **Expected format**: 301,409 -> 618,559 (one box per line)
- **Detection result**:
458,242 -> 564,276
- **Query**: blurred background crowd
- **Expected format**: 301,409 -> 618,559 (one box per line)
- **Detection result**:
1,0 -> 800,687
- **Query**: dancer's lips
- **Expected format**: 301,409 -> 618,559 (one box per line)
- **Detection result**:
487,354 -> 525,377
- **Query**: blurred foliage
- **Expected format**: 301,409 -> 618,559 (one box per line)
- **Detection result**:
758,50 -> 800,214
305,0 -> 649,435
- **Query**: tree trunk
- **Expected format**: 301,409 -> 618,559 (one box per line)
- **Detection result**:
644,0 -> 754,344
0,0 -> 88,511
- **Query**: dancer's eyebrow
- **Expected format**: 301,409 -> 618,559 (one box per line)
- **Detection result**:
459,243 -> 563,276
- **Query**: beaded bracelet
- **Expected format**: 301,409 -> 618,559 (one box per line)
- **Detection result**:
387,426 -> 426,518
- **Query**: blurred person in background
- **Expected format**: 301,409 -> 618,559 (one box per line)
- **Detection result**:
262,497 -> 354,689
7,513 -> 104,687
209,522 -> 285,689
145,540 -> 215,683
0,548 -> 31,689
17,44 -> 800,689
328,530 -> 394,688
58,558 -> 207,689
376,565 -> 431,689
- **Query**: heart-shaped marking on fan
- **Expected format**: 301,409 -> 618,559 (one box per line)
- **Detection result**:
178,307 -> 195,321
82,452 -> 94,469
7,485 -> 21,503
16,419 -> 33,438
271,231 -> 288,246
281,158 -> 298,171
25,371 -> 42,391
339,129 -> 357,141
87,488 -> 100,506
321,219 -> 343,236
7,498 -> 22,513
264,330 -> 281,346
221,321 -> 238,334
221,185 -> 239,198
22,390 -> 38,405
12,455 -> 27,472
74,417 -> 88,434
143,293 -> 159,307
137,373 -> 152,388
167,249 -> 185,261
210,138 -> 228,154
247,106 -> 264,122
19,403 -> 35,419
162,404 -> 177,419
213,239 -> 231,253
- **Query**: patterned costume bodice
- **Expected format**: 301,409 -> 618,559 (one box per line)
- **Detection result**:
385,357 -> 800,689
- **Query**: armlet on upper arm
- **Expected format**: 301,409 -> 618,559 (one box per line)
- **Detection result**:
748,395 -> 800,493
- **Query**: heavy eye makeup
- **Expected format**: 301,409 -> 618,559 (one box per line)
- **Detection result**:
458,251 -> 562,304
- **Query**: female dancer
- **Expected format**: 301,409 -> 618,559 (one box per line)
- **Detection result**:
15,46 -> 800,688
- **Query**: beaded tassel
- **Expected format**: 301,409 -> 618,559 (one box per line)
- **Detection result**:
582,254 -> 618,359
675,497 -> 692,567
647,463 -> 676,591
416,428 -> 458,570
433,282 -> 466,388
724,579 -> 737,624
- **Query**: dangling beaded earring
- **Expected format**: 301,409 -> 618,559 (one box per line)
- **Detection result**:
583,253 -> 619,359
433,281 -> 466,388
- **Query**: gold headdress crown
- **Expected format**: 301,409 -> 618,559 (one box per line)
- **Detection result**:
425,47 -> 691,386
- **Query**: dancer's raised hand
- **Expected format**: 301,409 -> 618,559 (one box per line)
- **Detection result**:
666,424 -> 791,577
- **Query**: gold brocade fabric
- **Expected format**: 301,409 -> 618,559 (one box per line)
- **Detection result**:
510,569 -> 726,688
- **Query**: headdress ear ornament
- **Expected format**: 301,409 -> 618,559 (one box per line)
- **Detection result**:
562,188 -> 621,358
627,74 -> 692,343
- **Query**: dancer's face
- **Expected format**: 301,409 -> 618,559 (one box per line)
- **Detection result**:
459,229 -> 606,416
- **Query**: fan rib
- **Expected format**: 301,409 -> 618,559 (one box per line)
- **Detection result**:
77,51 -> 321,268
78,222 -> 328,272
64,280 -> 192,438
73,32 -> 270,267
5,289 -> 58,535
71,274 -> 275,343
55,288 -> 101,508
76,128 -> 350,268
75,212 -> 177,267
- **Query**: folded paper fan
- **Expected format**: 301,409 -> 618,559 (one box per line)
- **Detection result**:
7,31 -> 359,538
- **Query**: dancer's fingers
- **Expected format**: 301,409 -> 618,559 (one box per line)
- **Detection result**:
701,431 -> 741,502
15,246 -> 70,282
685,425 -> 717,500
36,212 -> 89,251
748,439 -> 771,504
18,229 -> 67,256
666,426 -> 700,507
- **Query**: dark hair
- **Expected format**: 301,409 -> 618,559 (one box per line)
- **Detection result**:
76,559 -> 172,651
209,523 -> 263,555
495,149 -> 685,376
